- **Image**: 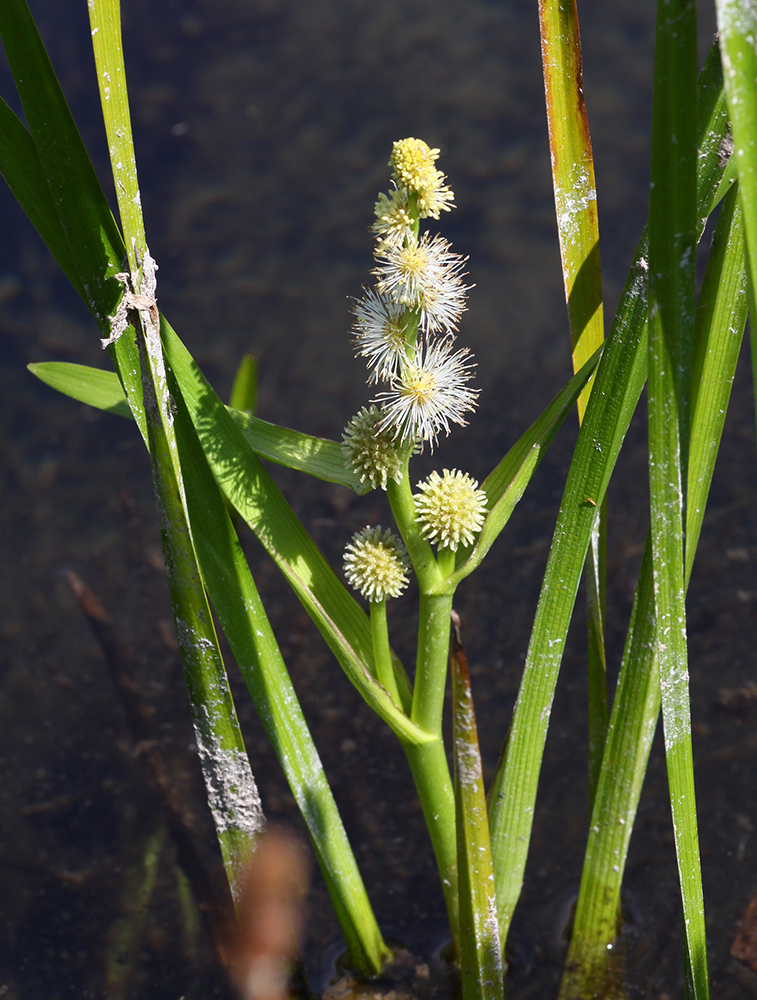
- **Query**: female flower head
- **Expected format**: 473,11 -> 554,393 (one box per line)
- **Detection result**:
414,469 -> 488,551
343,526 -> 410,602
375,339 -> 478,449
342,406 -> 403,491
373,233 -> 468,335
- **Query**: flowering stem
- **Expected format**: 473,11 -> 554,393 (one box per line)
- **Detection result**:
403,736 -> 460,956
370,598 -> 401,706
387,463 -> 438,590
403,589 -> 460,954
388,460 -> 461,949
402,308 -> 421,352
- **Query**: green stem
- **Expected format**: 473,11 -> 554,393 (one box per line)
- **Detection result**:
403,590 -> 460,953
371,599 -> 401,706
387,466 -> 460,949
403,738 -> 459,955
387,466 -> 439,591
412,591 -> 454,730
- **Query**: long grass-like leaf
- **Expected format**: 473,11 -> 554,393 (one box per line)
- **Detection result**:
87,0 -> 265,892
647,1 -> 708,995
0,3 -> 147,446
538,0 -> 604,415
0,0 -> 146,439
452,345 -> 602,585
561,182 -> 747,999
26,360 -> 368,491
716,0 -> 757,438
452,614 -> 503,1000
0,95 -> 85,300
538,0 -> 608,805
487,40 -> 733,956
159,318 -> 429,745
169,376 -> 390,974
488,228 -> 648,948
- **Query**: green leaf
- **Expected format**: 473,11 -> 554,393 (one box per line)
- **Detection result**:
648,1 -> 707,995
85,0 -> 265,892
716,0 -> 757,308
538,0 -> 604,417
561,180 -> 747,1000
487,38 -> 734,958
28,361 -> 133,418
169,374 -> 391,975
229,408 -> 368,492
452,615 -> 504,1000
538,0 -> 609,807
27,360 -> 368,491
0,0 -> 146,440
716,0 -> 757,445
451,345 -> 602,585
487,238 -> 649,946
229,352 -> 258,414
0,96 -> 85,300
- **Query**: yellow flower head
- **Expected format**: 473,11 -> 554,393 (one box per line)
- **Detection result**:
389,138 -> 455,220
414,469 -> 488,551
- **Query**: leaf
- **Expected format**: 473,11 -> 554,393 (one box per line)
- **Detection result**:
452,614 -> 504,1000
28,361 -> 133,418
27,360 -> 368,491
487,39 -> 735,957
451,344 -> 602,585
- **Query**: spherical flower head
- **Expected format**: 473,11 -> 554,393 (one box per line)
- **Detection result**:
351,288 -> 408,383
389,138 -> 455,220
375,339 -> 478,449
372,187 -> 416,251
342,406 -> 403,491
343,526 -> 410,602
373,233 -> 468,335
414,469 -> 488,552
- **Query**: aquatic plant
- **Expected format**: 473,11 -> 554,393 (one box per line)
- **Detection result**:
1,0 -> 756,997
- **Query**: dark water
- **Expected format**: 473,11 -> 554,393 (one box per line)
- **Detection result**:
2,0 -> 757,997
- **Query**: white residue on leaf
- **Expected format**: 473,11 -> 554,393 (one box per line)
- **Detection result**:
194,719 -> 265,841
554,164 -> 597,253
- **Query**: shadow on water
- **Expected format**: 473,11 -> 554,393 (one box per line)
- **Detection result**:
1,0 -> 757,997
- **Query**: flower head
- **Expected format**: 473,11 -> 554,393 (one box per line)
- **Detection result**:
372,187 -> 416,251
374,233 -> 468,335
343,526 -> 410,602
389,138 -> 455,219
342,406 -> 403,490
375,339 -> 478,448
351,288 -> 408,382
414,469 -> 488,551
